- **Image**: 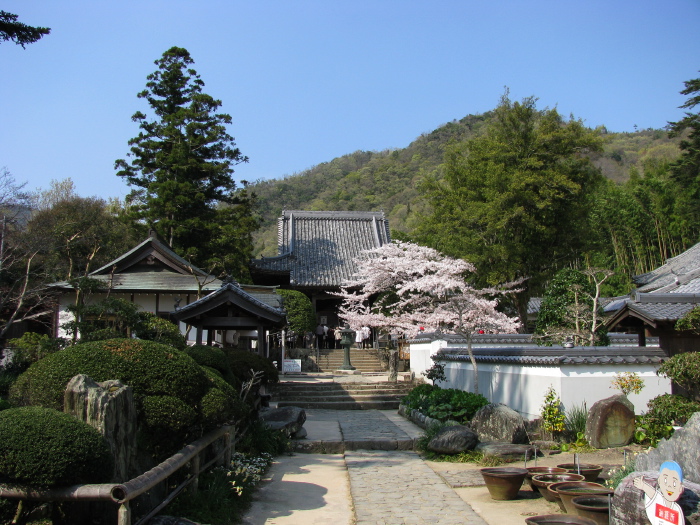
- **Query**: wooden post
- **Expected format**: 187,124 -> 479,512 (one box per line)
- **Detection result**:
189,454 -> 201,495
223,431 -> 232,467
117,502 -> 130,525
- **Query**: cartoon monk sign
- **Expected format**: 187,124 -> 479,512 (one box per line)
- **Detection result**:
633,461 -> 685,525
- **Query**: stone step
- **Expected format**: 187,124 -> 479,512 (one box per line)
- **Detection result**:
271,380 -> 414,410
276,393 -> 406,403
277,399 -> 402,410
274,383 -> 413,392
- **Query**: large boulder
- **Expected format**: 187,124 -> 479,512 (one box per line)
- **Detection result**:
427,425 -> 478,454
470,403 -> 528,444
585,394 -> 635,449
611,471 -> 700,524
635,412 -> 700,484
259,406 -> 306,435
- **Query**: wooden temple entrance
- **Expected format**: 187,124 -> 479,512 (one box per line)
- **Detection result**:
171,281 -> 286,356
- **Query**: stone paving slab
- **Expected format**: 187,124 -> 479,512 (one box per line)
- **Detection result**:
241,453 -> 353,525
436,469 -> 487,488
345,450 -> 488,525
292,409 -> 419,453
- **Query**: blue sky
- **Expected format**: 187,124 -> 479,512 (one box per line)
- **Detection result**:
2,1 -> 699,200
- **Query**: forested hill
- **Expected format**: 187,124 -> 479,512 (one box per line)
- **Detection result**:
250,112 -> 681,256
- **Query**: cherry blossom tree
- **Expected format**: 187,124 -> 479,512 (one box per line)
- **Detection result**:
336,241 -> 520,392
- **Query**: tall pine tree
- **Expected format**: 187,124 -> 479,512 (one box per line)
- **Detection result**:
115,47 -> 257,280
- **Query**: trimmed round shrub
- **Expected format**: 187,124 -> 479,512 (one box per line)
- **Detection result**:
9,339 -> 233,459
227,350 -> 279,385
201,368 -> 249,425
0,407 -> 113,487
186,345 -> 236,385
142,395 -> 198,433
10,339 -> 210,410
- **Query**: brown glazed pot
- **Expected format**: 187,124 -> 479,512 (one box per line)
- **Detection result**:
547,481 -> 575,512
571,495 -> 611,525
556,482 -> 613,514
526,466 -> 568,491
525,516 -> 597,525
531,473 -> 586,501
480,467 -> 528,500
557,463 -> 604,483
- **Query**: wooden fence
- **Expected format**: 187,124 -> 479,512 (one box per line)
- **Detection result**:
0,423 -> 238,525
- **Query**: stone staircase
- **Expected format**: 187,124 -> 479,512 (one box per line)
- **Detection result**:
271,381 -> 415,410
308,347 -> 386,373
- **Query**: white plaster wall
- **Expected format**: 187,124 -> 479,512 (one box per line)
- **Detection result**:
559,365 -> 671,415
410,340 -> 446,378
56,292 -> 209,343
440,359 -> 672,420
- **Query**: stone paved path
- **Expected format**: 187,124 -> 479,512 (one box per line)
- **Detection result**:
337,410 -> 416,450
345,450 -> 488,525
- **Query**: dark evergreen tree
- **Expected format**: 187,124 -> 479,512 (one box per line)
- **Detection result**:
0,11 -> 50,48
668,72 -> 700,244
115,47 -> 256,279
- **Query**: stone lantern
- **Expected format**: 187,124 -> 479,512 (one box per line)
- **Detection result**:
338,324 -> 356,371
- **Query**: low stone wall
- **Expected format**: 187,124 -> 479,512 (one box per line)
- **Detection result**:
397,404 -> 459,430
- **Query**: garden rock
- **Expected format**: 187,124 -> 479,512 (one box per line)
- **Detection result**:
611,471 -> 700,525
63,374 -> 136,482
585,394 -> 635,449
635,412 -> 700,484
292,426 -> 308,440
470,403 -> 528,444
427,425 -> 478,454
475,442 -> 541,461
259,406 -> 306,435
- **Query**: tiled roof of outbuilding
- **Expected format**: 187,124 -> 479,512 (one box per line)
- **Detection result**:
250,210 -> 391,289
171,281 -> 285,324
635,242 -> 700,291
436,346 -> 667,366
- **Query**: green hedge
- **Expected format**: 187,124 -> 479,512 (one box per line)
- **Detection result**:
401,384 -> 489,423
0,407 -> 113,487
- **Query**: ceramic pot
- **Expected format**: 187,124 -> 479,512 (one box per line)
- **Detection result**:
526,466 -> 568,491
547,481 -> 575,512
556,482 -> 613,514
531,473 -> 586,501
525,515 -> 597,525
571,495 -> 611,525
557,463 -> 604,482
480,467 -> 528,500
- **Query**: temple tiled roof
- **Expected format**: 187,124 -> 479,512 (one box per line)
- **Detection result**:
635,242 -> 700,292
605,243 -> 700,330
250,210 -> 391,289
50,234 -> 282,308
436,346 -> 667,366
172,281 -> 285,322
